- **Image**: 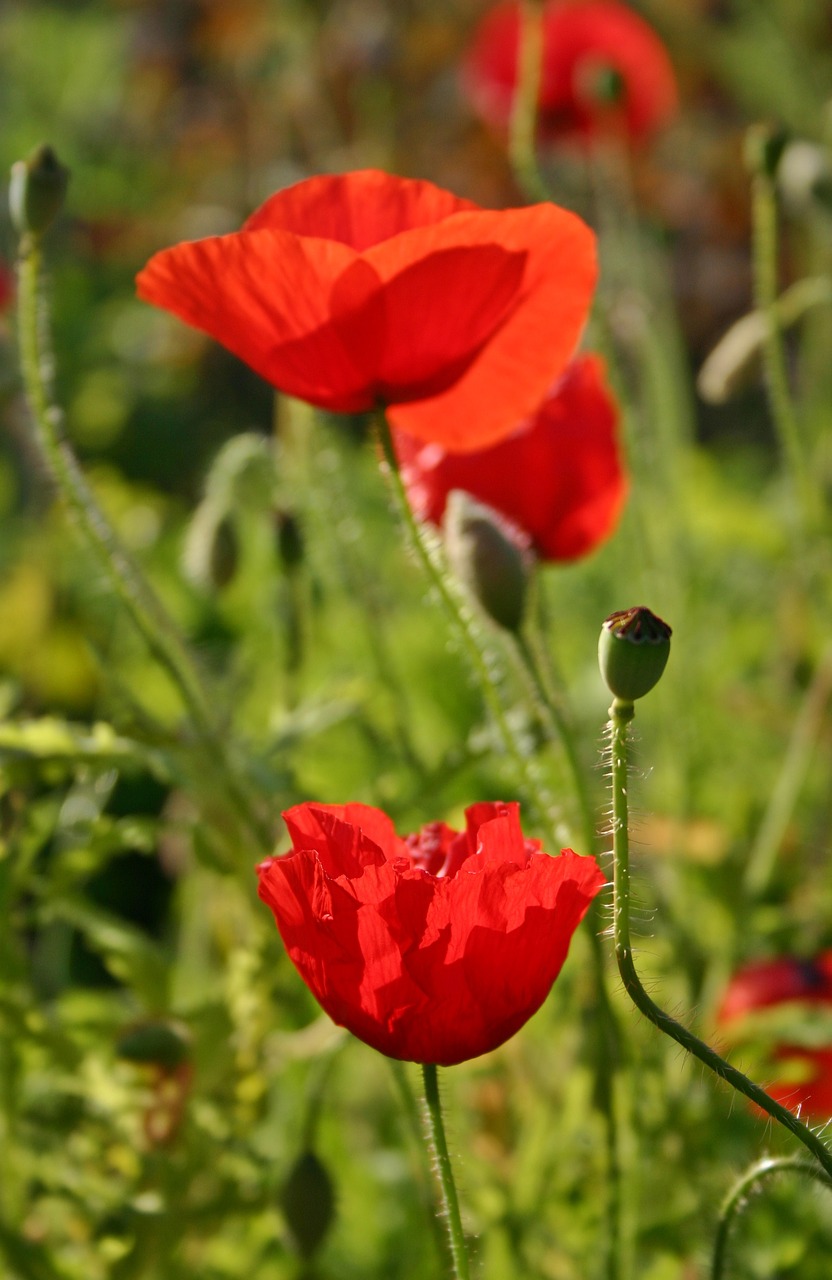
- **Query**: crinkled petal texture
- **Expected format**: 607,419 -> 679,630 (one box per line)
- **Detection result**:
136,169 -> 597,452
394,353 -> 626,561
462,0 -> 678,145
258,800 -> 604,1065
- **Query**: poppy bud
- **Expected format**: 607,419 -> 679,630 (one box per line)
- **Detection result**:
280,1149 -> 336,1259
9,144 -> 70,240
275,509 -> 304,574
745,123 -> 789,181
116,1020 -> 191,1071
183,501 -> 239,591
443,489 -> 532,633
598,606 -> 671,702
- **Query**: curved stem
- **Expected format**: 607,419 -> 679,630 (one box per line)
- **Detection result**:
711,1156 -> 832,1280
508,0 -> 550,202
421,1064 -> 470,1280
16,239 -> 271,853
608,696 -> 832,1182
751,171 -> 815,526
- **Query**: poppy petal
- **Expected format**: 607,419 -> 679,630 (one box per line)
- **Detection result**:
382,203 -> 596,451
137,230 -> 380,412
244,168 -> 479,248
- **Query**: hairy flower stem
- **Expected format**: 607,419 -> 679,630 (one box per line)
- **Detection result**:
375,413 -> 566,839
751,170 -> 816,528
711,1156 -> 832,1280
422,1064 -> 470,1280
377,414 -> 623,1278
608,697 -> 832,1181
16,237 -> 271,853
509,0 -> 551,202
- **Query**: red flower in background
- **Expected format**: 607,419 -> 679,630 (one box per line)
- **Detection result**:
718,952 -> 832,1121
258,800 -> 604,1066
0,257 -> 14,314
394,353 -> 626,561
462,0 -> 677,146
137,169 -> 597,453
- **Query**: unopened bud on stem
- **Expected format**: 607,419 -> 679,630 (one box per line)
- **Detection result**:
9,144 -> 70,241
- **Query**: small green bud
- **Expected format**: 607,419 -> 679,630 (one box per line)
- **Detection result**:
599,606 -> 671,703
443,490 -> 532,634
745,123 -> 789,182
116,1020 -> 191,1071
280,1149 -> 336,1259
183,501 -> 238,591
275,509 -> 304,574
9,144 -> 70,240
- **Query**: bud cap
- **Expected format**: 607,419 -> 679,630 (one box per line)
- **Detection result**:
9,144 -> 70,239
599,606 -> 671,702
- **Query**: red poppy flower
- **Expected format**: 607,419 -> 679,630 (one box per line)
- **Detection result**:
257,800 -> 604,1066
394,353 -> 626,561
717,952 -> 832,1025
767,1047 -> 832,1122
718,952 -> 832,1120
462,0 -> 678,146
136,169 -> 597,453
0,256 -> 14,314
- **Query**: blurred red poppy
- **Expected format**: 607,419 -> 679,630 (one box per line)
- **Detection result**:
718,952 -> 832,1120
0,257 -> 14,314
462,0 -> 677,146
257,800 -> 604,1066
137,169 -> 596,453
394,353 -> 626,561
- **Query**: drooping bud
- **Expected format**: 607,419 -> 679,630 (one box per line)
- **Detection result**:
745,123 -> 789,181
183,500 -> 239,591
9,144 -> 70,240
116,1020 -> 191,1071
443,489 -> 532,633
275,509 -> 304,575
598,606 -> 671,703
280,1149 -> 336,1259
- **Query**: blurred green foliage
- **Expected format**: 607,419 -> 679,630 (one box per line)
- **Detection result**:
2,1 -> 832,1278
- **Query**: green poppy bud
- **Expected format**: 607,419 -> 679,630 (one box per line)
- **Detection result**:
275,509 -> 304,574
443,489 -> 532,634
116,1020 -> 191,1071
280,1149 -> 336,1259
9,144 -> 70,240
745,123 -> 789,181
598,606 -> 671,703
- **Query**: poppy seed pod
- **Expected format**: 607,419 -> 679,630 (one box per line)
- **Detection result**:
9,144 -> 70,240
598,606 -> 671,702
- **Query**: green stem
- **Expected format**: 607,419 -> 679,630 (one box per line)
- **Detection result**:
743,643 -> 832,897
711,1156 -> 832,1280
375,412 -> 567,840
508,0 -> 551,202
16,238 -> 271,853
751,171 -> 815,525
608,696 -> 832,1182
421,1063 -> 470,1280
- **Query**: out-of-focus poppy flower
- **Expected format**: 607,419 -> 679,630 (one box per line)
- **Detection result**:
462,0 -> 678,147
257,800 -> 604,1066
137,169 -> 597,453
718,951 -> 832,1120
767,1047 -> 832,1122
717,952 -> 832,1024
0,257 -> 14,314
394,353 -> 626,561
